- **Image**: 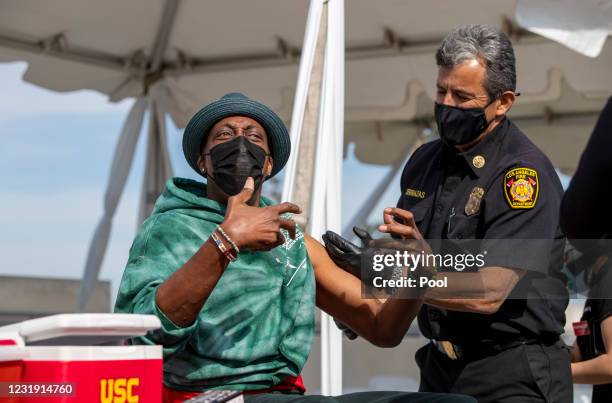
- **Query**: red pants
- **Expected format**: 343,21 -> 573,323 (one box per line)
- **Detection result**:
162,375 -> 306,402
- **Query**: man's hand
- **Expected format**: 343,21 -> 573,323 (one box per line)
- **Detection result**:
323,225 -> 432,280
221,177 -> 301,251
322,227 -> 372,278
378,207 -> 424,241
322,227 -> 372,341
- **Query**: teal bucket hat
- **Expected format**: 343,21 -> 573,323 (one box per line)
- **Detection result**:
182,92 -> 291,178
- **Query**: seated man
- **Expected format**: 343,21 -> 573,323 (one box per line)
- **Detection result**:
115,93 -> 475,403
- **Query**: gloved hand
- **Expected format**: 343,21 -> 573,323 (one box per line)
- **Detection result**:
322,227 -> 410,283
323,227 -> 372,341
321,226 -> 372,279
323,227 -> 433,340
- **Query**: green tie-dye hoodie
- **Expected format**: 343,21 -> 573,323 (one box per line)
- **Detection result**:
114,177 -> 315,392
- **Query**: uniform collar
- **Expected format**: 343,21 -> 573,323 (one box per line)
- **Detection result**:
439,117 -> 509,178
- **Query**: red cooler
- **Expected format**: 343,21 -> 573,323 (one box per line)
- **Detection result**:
0,313 -> 162,402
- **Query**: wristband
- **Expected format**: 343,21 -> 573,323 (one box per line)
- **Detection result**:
217,226 -> 240,254
211,230 -> 237,262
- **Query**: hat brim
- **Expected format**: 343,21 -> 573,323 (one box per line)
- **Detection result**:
182,97 -> 290,179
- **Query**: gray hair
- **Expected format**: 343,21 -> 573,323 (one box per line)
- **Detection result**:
436,24 -> 516,101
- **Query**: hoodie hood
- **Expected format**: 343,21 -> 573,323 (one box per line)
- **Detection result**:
151,177 -> 275,223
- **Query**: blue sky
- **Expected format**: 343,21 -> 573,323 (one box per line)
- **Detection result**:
0,61 -> 399,307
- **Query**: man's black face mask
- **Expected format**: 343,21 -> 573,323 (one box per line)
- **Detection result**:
434,101 -> 494,147
205,136 -> 270,196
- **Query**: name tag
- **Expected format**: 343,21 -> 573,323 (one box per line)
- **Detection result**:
405,188 -> 425,199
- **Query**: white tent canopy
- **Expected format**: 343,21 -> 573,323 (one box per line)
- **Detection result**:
516,0 -> 612,58
1,0 -> 610,172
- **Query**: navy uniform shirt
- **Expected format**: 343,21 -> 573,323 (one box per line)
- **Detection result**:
396,117 -> 569,345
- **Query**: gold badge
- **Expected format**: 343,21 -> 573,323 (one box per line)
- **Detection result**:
465,186 -> 485,216
472,155 -> 486,168
504,167 -> 539,209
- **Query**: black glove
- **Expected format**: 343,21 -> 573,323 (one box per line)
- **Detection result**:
322,227 -> 407,284
323,227 -> 408,341
323,227 -> 373,341
321,226 -> 372,279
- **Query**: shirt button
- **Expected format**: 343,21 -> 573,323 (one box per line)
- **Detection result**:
436,204 -> 443,213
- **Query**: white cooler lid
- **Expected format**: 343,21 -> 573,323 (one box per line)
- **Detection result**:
0,313 -> 161,346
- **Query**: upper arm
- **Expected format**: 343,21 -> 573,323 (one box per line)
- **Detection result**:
480,266 -> 525,302
601,315 -> 612,355
305,234 -> 422,346
305,233 -> 376,312
477,162 -> 560,306
570,340 -> 582,363
482,161 -> 563,276
304,234 -> 384,339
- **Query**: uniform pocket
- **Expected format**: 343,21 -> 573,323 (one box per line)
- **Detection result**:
406,201 -> 431,232
522,343 -> 552,402
446,214 -> 480,240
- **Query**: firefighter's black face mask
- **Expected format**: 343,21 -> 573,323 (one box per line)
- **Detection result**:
434,100 -> 495,147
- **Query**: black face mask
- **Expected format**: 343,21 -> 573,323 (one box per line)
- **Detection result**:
204,136 -> 270,196
434,101 -> 494,147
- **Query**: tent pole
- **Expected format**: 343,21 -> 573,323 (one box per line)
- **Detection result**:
326,0 -> 344,395
281,0 -> 344,394
309,0 -> 344,395
282,0 -> 326,204
79,98 -> 147,311
138,92 -> 173,225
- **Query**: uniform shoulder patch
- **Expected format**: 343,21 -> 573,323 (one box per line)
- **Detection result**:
503,167 -> 539,209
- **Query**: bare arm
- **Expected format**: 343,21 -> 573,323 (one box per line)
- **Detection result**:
156,239 -> 229,327
424,267 -> 525,314
570,340 -> 582,363
380,207 -> 525,315
306,234 -> 423,347
572,316 -> 612,385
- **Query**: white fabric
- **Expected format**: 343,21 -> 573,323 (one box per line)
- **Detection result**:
138,86 -> 174,225
2,1 -> 610,130
79,98 -> 147,311
516,0 -> 612,57
308,0 -> 345,396
281,0 -> 325,203
281,0 -> 344,394
1,1 -> 610,178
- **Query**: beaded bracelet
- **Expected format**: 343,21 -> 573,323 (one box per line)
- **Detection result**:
211,230 -> 237,262
217,226 -> 240,254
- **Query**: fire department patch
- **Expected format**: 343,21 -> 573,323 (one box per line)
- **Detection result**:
504,167 -> 538,209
